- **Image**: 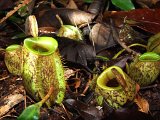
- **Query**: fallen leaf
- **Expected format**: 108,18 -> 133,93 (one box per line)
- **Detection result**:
0,86 -> 24,117
88,0 -> 106,14
75,79 -> 81,89
35,8 -> 96,27
103,9 -> 160,34
64,68 -> 76,79
106,107 -> 153,120
64,99 -> 103,120
56,36 -> 96,67
66,0 -> 78,9
135,0 -> 160,8
134,94 -> 150,113
89,23 -> 117,52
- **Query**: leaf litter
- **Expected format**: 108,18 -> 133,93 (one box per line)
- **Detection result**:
0,0 -> 160,120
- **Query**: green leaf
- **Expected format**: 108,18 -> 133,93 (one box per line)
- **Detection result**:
111,0 -> 135,11
17,102 -> 42,120
83,0 -> 93,3
96,55 -> 109,61
139,52 -> 160,62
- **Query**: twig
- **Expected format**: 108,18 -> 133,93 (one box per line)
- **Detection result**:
0,76 -> 10,81
81,79 -> 91,95
140,84 -> 159,90
0,0 -> 31,24
61,103 -> 72,120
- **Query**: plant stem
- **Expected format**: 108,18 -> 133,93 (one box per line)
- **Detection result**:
56,14 -> 63,26
40,85 -> 54,105
113,43 -> 147,59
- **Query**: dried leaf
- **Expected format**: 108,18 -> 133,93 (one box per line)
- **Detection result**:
66,0 -> 78,9
35,8 -> 96,27
88,0 -> 106,14
0,87 -> 24,117
75,79 -> 81,89
134,94 -> 150,113
25,15 -> 38,37
107,107 -> 153,120
89,23 -> 117,52
136,83 -> 140,94
54,0 -> 69,7
34,10 -> 61,30
57,37 -> 96,67
135,0 -> 160,8
64,68 -> 76,79
64,99 -> 103,120
114,56 -> 132,68
103,9 -> 160,34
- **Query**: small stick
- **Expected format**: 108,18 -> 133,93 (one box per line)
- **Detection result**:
0,0 -> 31,24
140,84 -> 159,90
0,76 -> 10,81
61,103 -> 72,120
81,79 -> 91,95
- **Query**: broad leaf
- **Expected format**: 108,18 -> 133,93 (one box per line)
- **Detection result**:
64,99 -> 103,120
83,0 -> 93,3
56,36 -> 96,67
17,102 -> 42,120
103,9 -> 160,34
111,0 -> 135,11
89,23 -> 117,52
134,95 -> 149,113
35,8 -> 95,27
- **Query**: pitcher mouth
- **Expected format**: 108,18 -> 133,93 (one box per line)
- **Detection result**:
97,66 -> 126,91
6,44 -> 21,51
32,44 -> 49,52
98,77 -> 122,91
106,78 -> 119,87
24,37 -> 58,56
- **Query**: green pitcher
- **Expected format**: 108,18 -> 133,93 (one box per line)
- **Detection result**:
128,53 -> 160,86
4,37 -> 66,107
22,37 -> 66,106
5,44 -> 22,75
95,66 -> 136,109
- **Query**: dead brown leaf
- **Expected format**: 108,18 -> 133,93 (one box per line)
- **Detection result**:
134,94 -> 149,113
103,9 -> 160,34
136,83 -> 140,94
66,0 -> 78,9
